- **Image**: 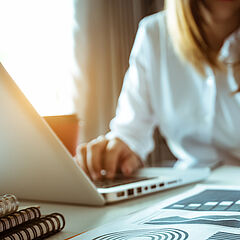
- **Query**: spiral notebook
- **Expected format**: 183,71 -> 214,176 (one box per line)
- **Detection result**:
2,212 -> 65,239
0,193 -> 65,239
0,62 -> 210,205
0,194 -> 19,217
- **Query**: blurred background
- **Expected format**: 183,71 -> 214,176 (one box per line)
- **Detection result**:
0,0 -> 176,165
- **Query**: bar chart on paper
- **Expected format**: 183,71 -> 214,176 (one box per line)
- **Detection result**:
70,186 -> 240,240
165,189 -> 240,212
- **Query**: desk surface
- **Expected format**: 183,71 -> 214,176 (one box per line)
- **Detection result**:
20,165 -> 240,239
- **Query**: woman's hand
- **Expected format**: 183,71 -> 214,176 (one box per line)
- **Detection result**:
75,136 -> 142,180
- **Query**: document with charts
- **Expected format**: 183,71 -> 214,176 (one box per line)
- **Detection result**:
71,185 -> 240,240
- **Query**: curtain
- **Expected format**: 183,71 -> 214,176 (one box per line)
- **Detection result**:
72,0 -> 164,143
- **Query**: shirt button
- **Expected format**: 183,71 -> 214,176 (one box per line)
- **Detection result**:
207,77 -> 213,86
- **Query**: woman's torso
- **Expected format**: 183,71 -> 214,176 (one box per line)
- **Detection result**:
146,12 -> 240,168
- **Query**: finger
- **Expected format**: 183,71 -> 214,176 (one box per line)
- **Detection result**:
87,137 -> 108,180
104,140 -> 123,179
121,155 -> 142,176
75,144 -> 89,176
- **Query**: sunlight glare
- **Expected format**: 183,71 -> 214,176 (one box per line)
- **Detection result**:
0,0 -> 75,116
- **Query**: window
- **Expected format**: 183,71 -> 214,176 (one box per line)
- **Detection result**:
0,0 -> 75,116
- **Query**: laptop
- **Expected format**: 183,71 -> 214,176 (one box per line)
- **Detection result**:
0,62 -> 210,206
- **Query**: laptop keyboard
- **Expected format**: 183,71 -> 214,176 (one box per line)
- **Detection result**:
94,175 -> 154,188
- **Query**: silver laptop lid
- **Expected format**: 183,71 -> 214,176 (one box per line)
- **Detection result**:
0,62 -> 105,205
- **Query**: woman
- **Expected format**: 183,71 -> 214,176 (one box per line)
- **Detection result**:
75,0 -> 240,181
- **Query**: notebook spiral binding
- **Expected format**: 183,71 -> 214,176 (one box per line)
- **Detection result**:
0,207 -> 41,232
0,194 -> 19,217
3,213 -> 65,240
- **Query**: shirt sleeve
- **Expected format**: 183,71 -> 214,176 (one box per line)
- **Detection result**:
106,18 -> 157,161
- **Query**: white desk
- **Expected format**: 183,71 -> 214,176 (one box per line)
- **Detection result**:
20,166 -> 240,239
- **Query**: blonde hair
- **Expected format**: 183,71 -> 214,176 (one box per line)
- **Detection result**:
164,0 -> 219,76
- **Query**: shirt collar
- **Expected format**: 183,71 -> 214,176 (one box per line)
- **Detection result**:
218,27 -> 240,64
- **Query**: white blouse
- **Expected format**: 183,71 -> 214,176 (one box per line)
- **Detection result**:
107,12 -> 240,169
